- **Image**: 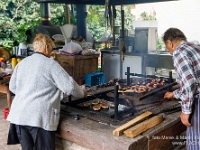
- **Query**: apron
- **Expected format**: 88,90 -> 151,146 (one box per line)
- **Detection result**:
186,96 -> 200,150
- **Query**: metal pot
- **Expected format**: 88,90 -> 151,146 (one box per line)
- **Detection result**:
120,28 -> 128,37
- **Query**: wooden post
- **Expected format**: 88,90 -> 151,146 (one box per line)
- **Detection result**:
65,4 -> 70,24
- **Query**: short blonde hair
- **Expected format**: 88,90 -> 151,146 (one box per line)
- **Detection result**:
32,33 -> 55,51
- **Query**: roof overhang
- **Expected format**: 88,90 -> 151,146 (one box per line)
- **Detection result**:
34,0 -> 178,5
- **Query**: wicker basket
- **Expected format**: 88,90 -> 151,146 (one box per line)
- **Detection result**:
0,47 -> 10,60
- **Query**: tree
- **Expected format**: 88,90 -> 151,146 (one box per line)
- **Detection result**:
86,5 -> 134,41
0,1 -> 134,51
0,0 -> 40,50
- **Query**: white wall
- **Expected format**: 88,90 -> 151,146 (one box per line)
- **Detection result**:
135,0 -> 200,42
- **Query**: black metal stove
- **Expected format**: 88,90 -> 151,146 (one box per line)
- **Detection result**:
61,68 -> 179,126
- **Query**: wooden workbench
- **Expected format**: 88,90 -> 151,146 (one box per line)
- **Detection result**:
56,105 -> 186,150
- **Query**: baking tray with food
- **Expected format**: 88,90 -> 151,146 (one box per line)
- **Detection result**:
75,98 -> 133,118
117,77 -> 177,98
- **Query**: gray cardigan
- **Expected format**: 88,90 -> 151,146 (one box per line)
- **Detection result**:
7,53 -> 84,131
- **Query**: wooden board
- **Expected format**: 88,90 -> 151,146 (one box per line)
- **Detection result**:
124,114 -> 163,138
113,111 -> 152,136
118,89 -> 135,93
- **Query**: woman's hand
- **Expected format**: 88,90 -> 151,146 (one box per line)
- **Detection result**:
180,112 -> 191,127
164,92 -> 174,99
83,91 -> 88,98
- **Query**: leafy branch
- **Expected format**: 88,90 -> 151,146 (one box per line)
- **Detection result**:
11,0 -> 26,21
140,8 -> 156,20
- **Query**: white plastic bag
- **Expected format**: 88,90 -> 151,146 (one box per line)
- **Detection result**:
81,49 -> 96,55
60,41 -> 82,55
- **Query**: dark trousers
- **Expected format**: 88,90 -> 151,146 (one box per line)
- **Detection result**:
8,124 -> 55,150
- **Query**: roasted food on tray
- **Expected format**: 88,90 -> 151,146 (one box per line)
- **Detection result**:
99,99 -> 107,104
118,77 -> 170,94
93,104 -> 101,111
83,102 -> 90,107
110,102 -> 115,108
100,102 -> 109,109
92,100 -> 99,105
82,99 -> 112,111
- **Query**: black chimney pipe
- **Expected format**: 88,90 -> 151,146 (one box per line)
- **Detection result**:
76,4 -> 87,40
40,3 -> 51,26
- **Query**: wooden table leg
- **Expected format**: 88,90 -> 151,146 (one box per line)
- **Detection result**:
0,84 -> 12,110
6,90 -> 11,110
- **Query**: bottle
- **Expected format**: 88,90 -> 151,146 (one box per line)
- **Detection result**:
17,58 -> 21,63
0,56 -> 6,69
6,61 -> 12,69
18,43 -> 27,56
11,58 -> 17,69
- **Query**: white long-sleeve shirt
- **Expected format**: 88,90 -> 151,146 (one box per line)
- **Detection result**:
7,53 -> 84,131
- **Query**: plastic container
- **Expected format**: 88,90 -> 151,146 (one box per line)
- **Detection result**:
18,43 -> 27,56
4,108 -> 9,120
85,72 -> 104,86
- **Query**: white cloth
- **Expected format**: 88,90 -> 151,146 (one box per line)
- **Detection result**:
7,53 -> 84,131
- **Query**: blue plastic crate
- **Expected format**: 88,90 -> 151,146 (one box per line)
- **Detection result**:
84,72 -> 105,86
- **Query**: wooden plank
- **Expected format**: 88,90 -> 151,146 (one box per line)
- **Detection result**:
118,89 -> 135,93
124,114 -> 163,138
113,111 -> 152,136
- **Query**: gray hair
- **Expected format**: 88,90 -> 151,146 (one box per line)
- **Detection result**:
162,28 -> 187,42
32,33 -> 55,52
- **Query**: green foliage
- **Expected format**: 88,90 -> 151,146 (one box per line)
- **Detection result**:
49,4 -> 77,26
86,5 -> 135,40
0,1 -> 134,50
50,4 -> 67,26
0,0 -> 40,50
86,5 -> 106,40
140,9 -> 156,20
156,36 -> 164,50
115,5 -> 135,29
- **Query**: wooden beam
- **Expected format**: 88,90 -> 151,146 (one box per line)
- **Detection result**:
124,114 -> 163,138
113,111 -> 152,136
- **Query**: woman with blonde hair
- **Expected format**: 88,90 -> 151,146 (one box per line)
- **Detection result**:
7,33 -> 87,150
